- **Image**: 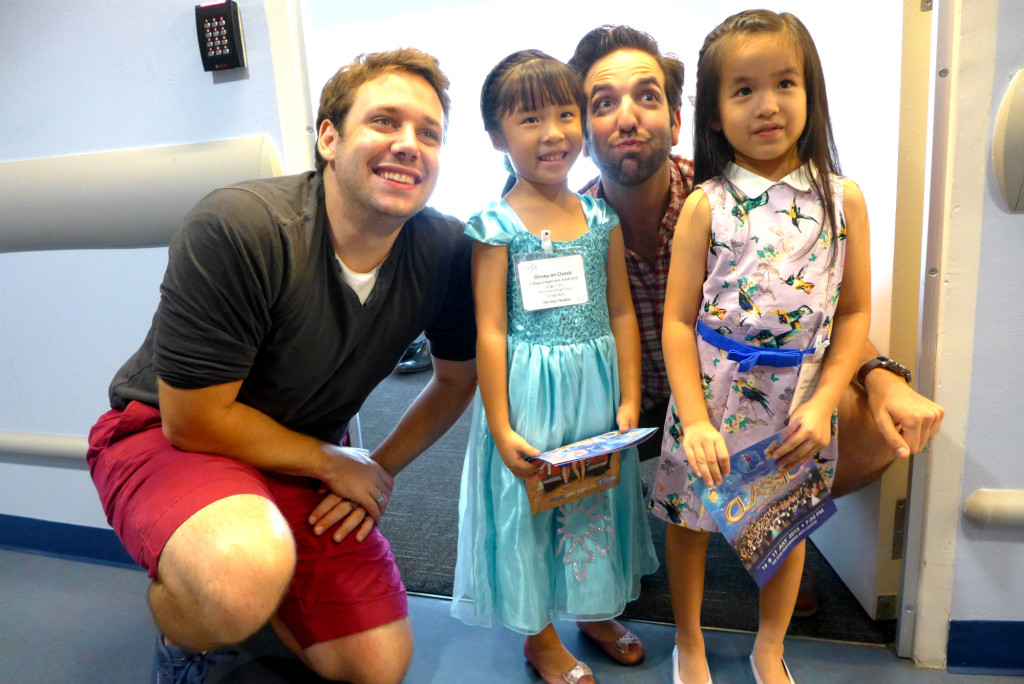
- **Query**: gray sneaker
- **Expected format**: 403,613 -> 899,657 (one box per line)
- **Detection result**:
152,634 -> 237,684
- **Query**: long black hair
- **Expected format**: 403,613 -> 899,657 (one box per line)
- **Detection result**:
693,10 -> 842,249
480,50 -> 587,195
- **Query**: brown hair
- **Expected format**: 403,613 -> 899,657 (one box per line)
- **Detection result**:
568,25 -> 685,113
314,47 -> 451,172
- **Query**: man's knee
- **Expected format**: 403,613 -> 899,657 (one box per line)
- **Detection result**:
305,618 -> 413,684
158,494 -> 297,640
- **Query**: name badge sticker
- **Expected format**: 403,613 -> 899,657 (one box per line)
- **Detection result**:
514,252 -> 589,312
789,333 -> 829,415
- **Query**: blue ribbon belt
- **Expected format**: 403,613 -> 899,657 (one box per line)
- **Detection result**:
696,321 -> 815,372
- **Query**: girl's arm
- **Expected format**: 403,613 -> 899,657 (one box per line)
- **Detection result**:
663,190 -> 730,486
606,225 -> 641,431
776,179 -> 872,470
472,241 -> 541,478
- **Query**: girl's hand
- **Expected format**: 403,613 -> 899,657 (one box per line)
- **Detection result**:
616,400 -> 640,432
494,429 -> 542,479
775,401 -> 833,471
682,421 -> 730,486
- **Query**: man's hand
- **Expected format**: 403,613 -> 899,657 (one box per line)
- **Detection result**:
317,445 -> 394,520
314,356 -> 476,543
864,371 -> 944,458
307,446 -> 393,543
308,489 -> 376,543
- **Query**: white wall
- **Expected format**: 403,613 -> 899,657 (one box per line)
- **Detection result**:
3,0 -> 1018,662
0,0 -> 285,526
0,0 -> 904,528
951,0 -> 1024,624
0,0 -> 929,623
306,0 -> 901,350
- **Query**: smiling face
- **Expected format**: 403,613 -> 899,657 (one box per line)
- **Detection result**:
582,49 -> 680,187
318,71 -> 444,230
493,102 -> 583,189
713,31 -> 807,181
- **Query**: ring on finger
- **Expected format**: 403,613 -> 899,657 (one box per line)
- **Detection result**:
375,493 -> 387,504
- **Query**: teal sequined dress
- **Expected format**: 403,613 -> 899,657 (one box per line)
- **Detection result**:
450,194 -> 658,635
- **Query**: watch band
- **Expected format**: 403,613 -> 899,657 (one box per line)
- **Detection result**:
857,355 -> 912,389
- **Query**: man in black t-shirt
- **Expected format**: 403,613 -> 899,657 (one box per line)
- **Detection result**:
87,49 -> 476,684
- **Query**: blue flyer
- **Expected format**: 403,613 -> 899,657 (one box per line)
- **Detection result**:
532,427 -> 658,466
692,423 -> 836,587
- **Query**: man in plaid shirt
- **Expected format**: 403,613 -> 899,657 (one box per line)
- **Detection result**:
569,25 -> 943,479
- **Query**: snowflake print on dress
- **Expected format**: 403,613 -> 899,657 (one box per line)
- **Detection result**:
556,494 -> 614,582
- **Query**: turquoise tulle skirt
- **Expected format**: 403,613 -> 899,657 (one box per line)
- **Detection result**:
450,334 -> 658,634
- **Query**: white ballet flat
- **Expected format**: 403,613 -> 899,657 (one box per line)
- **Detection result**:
749,653 -> 795,684
672,645 -> 712,684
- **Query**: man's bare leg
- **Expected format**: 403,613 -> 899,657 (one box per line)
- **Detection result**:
150,494 -> 296,651
272,615 -> 414,684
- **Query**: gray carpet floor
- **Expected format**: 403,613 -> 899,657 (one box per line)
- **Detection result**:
7,549 -> 1014,683
362,364 -> 894,645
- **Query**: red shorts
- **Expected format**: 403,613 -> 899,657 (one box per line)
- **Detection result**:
86,401 -> 408,648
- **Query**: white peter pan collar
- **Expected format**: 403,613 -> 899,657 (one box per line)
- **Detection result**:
723,162 -> 815,197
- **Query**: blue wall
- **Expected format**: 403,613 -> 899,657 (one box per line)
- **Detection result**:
0,0 -> 284,526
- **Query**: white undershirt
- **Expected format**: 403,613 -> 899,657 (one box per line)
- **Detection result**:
335,254 -> 381,305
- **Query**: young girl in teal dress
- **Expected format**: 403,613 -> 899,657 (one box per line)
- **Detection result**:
651,11 -> 871,684
450,50 -> 658,684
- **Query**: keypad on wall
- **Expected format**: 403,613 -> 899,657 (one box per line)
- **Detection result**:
195,1 -> 246,72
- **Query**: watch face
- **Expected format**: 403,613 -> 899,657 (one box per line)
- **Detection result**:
880,358 -> 911,381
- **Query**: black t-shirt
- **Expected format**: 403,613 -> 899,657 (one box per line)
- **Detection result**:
109,171 -> 475,444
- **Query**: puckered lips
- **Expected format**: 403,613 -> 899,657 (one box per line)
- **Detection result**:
610,132 -> 650,152
374,164 -> 421,186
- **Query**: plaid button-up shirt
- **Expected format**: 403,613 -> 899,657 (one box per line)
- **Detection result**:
580,155 -> 695,411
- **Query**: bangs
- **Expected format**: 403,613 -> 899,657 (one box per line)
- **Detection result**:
494,60 -> 584,119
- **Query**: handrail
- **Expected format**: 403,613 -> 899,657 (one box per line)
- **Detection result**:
0,431 -> 88,461
962,489 -> 1024,529
0,418 -> 362,459
0,136 -> 280,252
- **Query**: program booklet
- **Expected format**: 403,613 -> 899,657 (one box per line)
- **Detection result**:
525,428 -> 657,515
692,423 -> 836,587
